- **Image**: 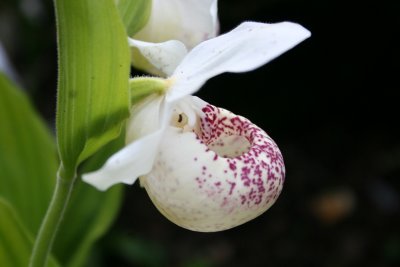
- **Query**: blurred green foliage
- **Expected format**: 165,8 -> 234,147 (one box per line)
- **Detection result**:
0,65 -> 124,267
0,73 -> 58,267
0,72 -> 57,236
0,198 -> 59,267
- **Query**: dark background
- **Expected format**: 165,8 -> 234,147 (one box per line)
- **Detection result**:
1,0 -> 399,266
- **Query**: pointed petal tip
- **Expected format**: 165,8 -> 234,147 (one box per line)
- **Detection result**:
82,164 -> 140,191
82,172 -> 112,191
240,21 -> 311,42
279,21 -> 311,39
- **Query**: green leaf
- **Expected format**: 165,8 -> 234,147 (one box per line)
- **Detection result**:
53,136 -> 125,267
55,182 -> 123,267
0,198 -> 59,267
55,0 -> 131,178
117,0 -> 152,36
0,73 -> 58,236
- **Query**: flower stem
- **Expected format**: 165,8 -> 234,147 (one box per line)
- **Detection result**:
29,170 -> 76,267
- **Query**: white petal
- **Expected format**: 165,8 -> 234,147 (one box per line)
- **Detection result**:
129,38 -> 188,77
134,0 -> 219,49
140,96 -> 285,231
82,96 -> 168,191
167,21 -> 311,102
82,129 -> 163,191
126,94 -> 165,142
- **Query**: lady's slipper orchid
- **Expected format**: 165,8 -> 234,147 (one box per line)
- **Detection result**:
138,95 -> 286,231
83,21 -> 310,231
131,0 -> 219,75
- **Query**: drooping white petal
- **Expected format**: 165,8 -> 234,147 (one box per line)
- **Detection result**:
167,21 -> 311,102
133,0 -> 219,49
83,96 -> 169,191
128,38 -> 188,77
140,96 -> 285,231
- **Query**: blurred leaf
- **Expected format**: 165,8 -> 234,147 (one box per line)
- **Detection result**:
55,0 -> 131,177
0,72 -> 57,236
117,0 -> 152,36
53,135 -> 126,267
0,69 -> 124,267
0,198 -> 59,267
54,183 -> 123,267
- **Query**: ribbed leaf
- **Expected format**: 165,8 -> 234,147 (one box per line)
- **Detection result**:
117,0 -> 152,36
0,73 -> 57,236
0,198 -> 59,267
55,0 -> 131,177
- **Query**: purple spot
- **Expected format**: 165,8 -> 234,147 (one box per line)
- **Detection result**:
229,163 -> 236,171
227,181 -> 236,195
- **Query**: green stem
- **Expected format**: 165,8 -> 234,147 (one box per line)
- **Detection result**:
129,77 -> 169,105
29,170 -> 76,267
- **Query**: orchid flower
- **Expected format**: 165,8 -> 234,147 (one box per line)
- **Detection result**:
83,21 -> 310,231
131,0 -> 219,76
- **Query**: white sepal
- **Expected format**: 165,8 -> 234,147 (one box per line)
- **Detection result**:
167,21 -> 311,102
